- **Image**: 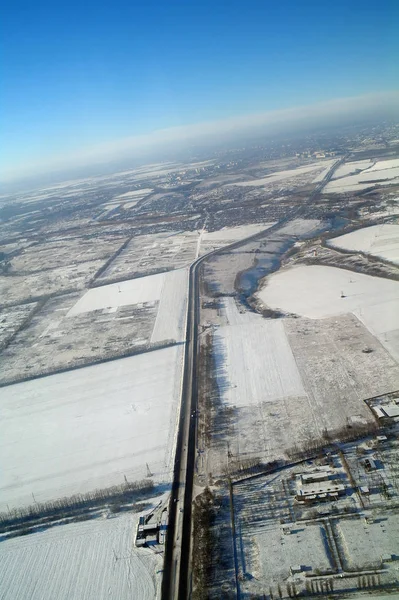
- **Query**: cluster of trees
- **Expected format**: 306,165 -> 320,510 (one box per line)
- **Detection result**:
192,487 -> 216,600
0,478 -> 154,535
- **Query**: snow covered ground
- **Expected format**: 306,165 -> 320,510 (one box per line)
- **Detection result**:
216,308 -> 306,408
331,160 -> 373,180
329,224 -> 399,265
151,268 -> 188,343
0,513 -> 161,600
336,515 -> 399,571
199,223 -> 275,254
364,158 -> 399,172
211,296 -> 389,466
231,163 -> 323,187
213,301 -> 310,462
325,158 -> 399,193
0,345 -> 183,510
66,269 -> 188,344
257,264 -> 399,319
257,264 -> 399,362
67,272 -> 165,316
114,188 -> 153,199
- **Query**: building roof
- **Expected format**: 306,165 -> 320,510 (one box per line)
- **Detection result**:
298,482 -> 345,496
381,405 -> 399,418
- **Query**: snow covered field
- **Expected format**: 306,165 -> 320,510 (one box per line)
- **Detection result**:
66,269 -> 188,344
213,302 -> 311,462
331,160 -> 373,180
151,268 -> 188,343
336,515 -> 399,570
232,163 -> 323,187
213,303 -> 380,464
199,223 -> 275,254
114,188 -> 153,199
257,264 -> 399,362
67,272 -> 165,316
325,158 -> 399,193
257,264 -> 399,320
0,513 -> 161,600
211,289 -> 399,466
329,224 -> 399,265
255,523 -> 331,586
0,345 -> 183,510
216,309 -> 306,408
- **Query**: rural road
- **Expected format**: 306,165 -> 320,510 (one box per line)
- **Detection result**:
161,156 -> 344,600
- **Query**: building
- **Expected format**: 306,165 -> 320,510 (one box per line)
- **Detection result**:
296,480 -> 345,502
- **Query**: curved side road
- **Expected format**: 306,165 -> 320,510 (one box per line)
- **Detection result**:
161,156 -> 345,600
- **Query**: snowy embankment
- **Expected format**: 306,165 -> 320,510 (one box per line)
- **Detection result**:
0,513 -> 161,600
256,264 -> 399,362
329,224 -> 399,265
0,345 -> 184,511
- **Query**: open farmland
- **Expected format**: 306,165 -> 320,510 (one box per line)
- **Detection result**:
8,234 -> 127,274
0,345 -> 183,510
256,264 -> 399,362
324,158 -> 399,193
0,302 -> 38,349
0,269 -> 188,384
198,223 -> 275,254
67,271 -> 166,315
0,512 -> 161,600
231,162 -> 325,187
329,224 -> 399,265
95,224 -> 275,285
209,299 -> 394,469
95,232 -> 199,283
0,259 -> 106,306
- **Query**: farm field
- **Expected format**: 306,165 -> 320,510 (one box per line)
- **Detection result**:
0,268 -> 188,384
0,302 -> 37,348
256,264 -> 399,362
96,224 -> 275,285
331,160 -> 373,180
0,345 -> 183,510
0,259 -> 106,306
324,158 -> 399,193
198,223 -> 275,254
95,232 -> 198,282
231,162 -> 325,187
67,272 -> 166,316
257,264 -> 399,320
0,512 -> 161,600
8,234 -> 127,274
151,268 -> 188,343
210,299 -> 394,468
329,224 -> 399,265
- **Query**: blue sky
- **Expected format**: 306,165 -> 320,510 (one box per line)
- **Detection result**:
1,0 -> 398,180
